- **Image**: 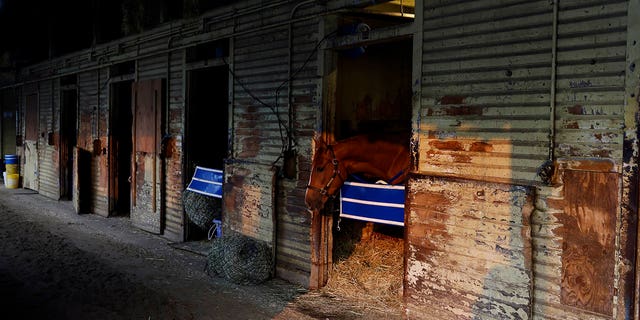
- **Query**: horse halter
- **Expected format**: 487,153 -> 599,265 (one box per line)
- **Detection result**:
307,145 -> 343,199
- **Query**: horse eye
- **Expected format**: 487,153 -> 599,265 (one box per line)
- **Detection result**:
316,166 -> 324,172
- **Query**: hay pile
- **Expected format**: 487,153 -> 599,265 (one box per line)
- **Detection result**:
182,189 -> 222,230
322,230 -> 404,315
206,231 -> 273,285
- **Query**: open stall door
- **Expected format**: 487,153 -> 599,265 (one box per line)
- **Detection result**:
131,79 -> 163,234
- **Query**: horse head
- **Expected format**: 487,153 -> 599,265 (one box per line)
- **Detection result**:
305,136 -> 347,213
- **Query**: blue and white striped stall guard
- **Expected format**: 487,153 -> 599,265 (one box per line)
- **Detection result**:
340,181 -> 405,226
186,166 -> 223,198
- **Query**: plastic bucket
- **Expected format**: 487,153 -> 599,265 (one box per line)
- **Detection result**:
5,164 -> 18,175
4,155 -> 18,164
6,173 -> 18,189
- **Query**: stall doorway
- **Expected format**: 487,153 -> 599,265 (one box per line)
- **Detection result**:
109,81 -> 133,216
185,66 -> 229,241
312,38 -> 413,294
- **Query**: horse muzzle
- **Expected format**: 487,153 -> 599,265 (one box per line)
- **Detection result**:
305,185 -> 328,212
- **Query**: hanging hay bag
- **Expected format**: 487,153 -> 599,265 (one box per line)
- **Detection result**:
207,232 -> 273,285
182,189 -> 222,230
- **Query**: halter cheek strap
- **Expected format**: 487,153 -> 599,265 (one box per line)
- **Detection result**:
307,146 -> 344,198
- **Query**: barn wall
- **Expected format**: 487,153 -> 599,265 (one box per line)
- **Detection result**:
164,50 -> 186,241
77,69 -> 109,216
420,0 -> 553,183
277,10 -> 323,285
532,160 -> 619,319
412,0 -> 635,318
228,2 -> 323,286
37,79 -> 59,199
554,0 -> 628,161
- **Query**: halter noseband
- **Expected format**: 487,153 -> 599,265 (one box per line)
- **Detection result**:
307,145 -> 343,199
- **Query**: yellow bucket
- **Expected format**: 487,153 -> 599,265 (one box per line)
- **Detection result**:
5,164 -> 18,175
6,174 -> 19,189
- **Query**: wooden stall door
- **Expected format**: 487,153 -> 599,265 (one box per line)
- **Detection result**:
130,79 -> 163,234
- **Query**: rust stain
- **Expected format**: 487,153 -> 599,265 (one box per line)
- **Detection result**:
452,154 -> 472,163
163,137 -> 176,159
239,136 -> 261,158
79,112 -> 93,149
439,96 -> 465,105
590,149 -> 612,158
442,105 -> 483,116
429,140 -> 463,151
469,141 -> 493,153
558,158 -> 616,172
568,104 -> 585,115
564,121 -> 580,129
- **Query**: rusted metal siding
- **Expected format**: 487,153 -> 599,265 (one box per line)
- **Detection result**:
77,72 -> 95,156
233,28 -> 289,162
76,69 -> 109,215
414,2 -> 635,318
405,175 -> 534,319
420,0 -> 554,183
138,54 -> 168,81
37,79 -> 60,200
95,69 -> 110,215
164,50 -> 185,241
229,2 -> 324,285
230,21 -> 287,274
223,162 -> 276,246
276,14 -> 322,284
554,0 -> 628,163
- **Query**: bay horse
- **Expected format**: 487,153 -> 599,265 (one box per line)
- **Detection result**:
305,133 -> 410,214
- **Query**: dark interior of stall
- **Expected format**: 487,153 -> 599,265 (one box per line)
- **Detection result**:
184,65 -> 229,241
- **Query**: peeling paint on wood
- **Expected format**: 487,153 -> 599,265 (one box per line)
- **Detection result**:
405,175 -> 533,319
559,170 -> 617,315
223,162 -> 276,247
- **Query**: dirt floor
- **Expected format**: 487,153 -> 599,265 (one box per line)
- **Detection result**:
0,186 -> 403,319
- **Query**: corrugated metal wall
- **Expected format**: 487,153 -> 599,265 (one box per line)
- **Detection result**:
231,11 -> 291,271
276,13 -> 321,283
420,0 -> 554,183
164,50 -> 185,241
77,71 -> 95,165
138,54 -> 168,81
37,79 -> 59,199
533,1 -> 629,319
230,2 -> 322,284
95,68 -> 109,215
76,69 -> 110,215
554,0 -> 628,162
414,0 -> 632,318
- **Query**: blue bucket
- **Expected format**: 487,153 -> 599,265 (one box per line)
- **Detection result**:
4,155 -> 17,165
